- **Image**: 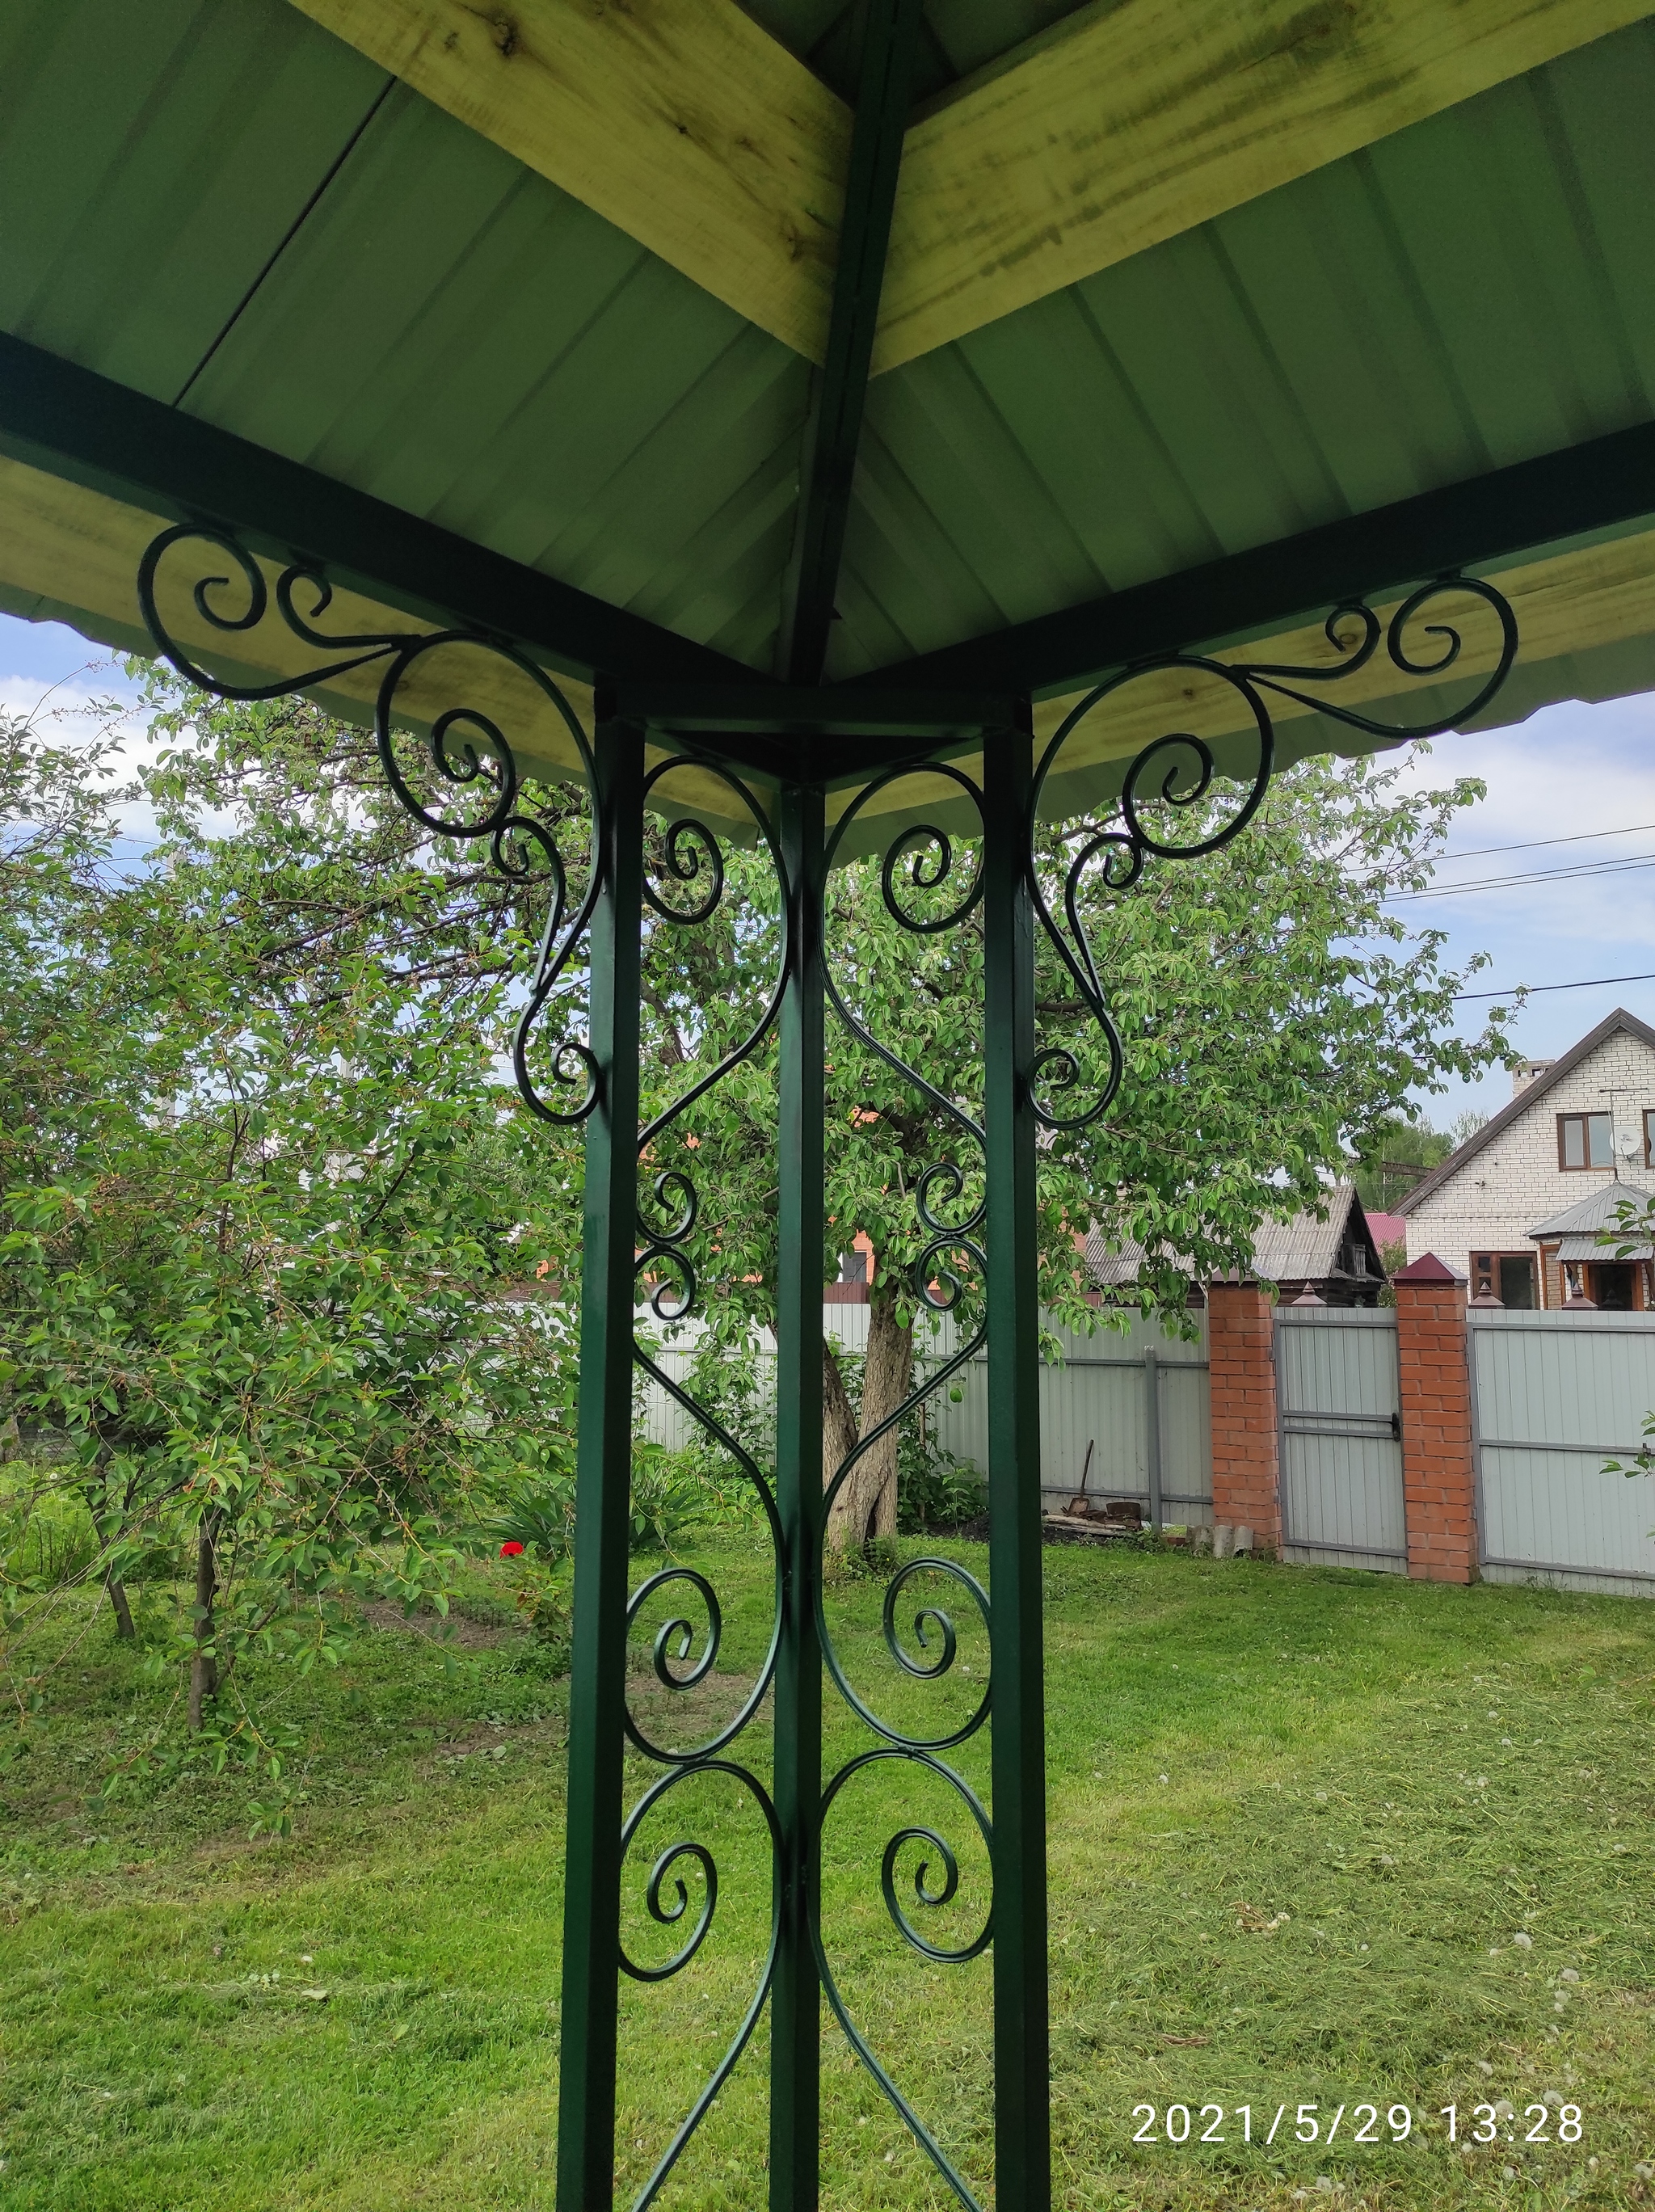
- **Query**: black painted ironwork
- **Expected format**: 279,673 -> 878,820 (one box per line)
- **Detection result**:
137,519 -> 1518,2212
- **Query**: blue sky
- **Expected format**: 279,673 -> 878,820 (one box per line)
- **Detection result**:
5,608 -> 1652,1135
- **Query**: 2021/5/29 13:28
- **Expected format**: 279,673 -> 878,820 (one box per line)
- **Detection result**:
1130,2102 -> 1585,2145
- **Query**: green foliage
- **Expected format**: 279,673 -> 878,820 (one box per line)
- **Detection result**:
0,684 -> 584,1776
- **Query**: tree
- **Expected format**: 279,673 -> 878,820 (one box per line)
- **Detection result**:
0,678 -> 582,1773
633,746 -> 1515,1548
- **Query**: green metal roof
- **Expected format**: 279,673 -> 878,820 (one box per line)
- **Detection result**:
835,17 -> 1655,684
1,0 -> 1654,764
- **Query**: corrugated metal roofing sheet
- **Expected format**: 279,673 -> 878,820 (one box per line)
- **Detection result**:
737,1 -> 1089,103
0,0 -> 809,675
1,0 -> 1653,723
1088,1182 -> 1379,1290
832,18 -> 1655,682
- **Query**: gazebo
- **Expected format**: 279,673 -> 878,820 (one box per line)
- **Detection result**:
4,4 -> 1654,2206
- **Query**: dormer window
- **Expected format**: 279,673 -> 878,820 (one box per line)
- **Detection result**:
1558,1111 -> 1612,1170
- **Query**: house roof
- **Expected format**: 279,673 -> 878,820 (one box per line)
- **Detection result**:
1397,1007 -> 1655,1215
1088,1182 -> 1383,1290
1527,1178 -> 1654,1260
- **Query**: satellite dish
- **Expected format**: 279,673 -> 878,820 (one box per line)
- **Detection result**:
1617,1128 -> 1642,1159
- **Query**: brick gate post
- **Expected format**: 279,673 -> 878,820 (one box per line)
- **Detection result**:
1392,1254 -> 1478,1583
1207,1282 -> 1281,1549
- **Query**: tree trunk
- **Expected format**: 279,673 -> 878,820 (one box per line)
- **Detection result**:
823,1281 -> 913,1553
105,1574 -> 135,1641
188,1510 -> 221,1731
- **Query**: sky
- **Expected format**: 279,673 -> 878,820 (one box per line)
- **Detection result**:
6,607 -> 1654,1135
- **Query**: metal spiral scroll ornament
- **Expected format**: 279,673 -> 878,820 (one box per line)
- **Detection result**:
135,524 -> 602,1125
815,767 -> 996,2212
1026,574 -> 1521,1132
621,755 -> 792,2208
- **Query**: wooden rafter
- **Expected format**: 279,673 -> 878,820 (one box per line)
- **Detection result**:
874,0 -> 1653,373
285,0 -> 850,361
288,0 -> 1649,373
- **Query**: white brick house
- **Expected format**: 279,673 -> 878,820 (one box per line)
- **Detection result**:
1398,1008 -> 1655,1308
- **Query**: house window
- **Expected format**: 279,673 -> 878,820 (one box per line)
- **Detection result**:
1558,1111 -> 1612,1169
1471,1252 -> 1537,1308
1644,1108 -> 1655,1167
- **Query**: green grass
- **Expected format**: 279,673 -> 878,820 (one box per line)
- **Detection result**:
2,1540 -> 1653,2210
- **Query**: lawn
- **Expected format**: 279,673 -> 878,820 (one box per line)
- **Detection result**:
2,1538 -> 1653,2211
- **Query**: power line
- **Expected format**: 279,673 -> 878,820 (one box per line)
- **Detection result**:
1455,968 -> 1655,1003
1436,818 -> 1655,864
1388,851 -> 1655,900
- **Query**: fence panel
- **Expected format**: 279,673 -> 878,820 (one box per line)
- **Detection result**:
638,1306 -> 1211,1527
1275,1308 -> 1406,1573
1471,1312 -> 1655,1596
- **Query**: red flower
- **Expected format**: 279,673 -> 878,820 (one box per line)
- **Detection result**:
499,1540 -> 525,1558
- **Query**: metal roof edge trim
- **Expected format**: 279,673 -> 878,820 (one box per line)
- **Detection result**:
0,331 -> 761,693
856,418 -> 1655,701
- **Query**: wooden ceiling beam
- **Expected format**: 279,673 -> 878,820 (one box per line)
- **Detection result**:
285,0 -> 851,361
290,0 -> 1648,379
874,0 -> 1652,373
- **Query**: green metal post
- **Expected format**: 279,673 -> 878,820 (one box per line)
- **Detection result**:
981,730 -> 1051,2212
557,714 -> 645,2212
771,783 -> 825,2211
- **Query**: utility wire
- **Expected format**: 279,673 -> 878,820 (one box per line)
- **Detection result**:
1388,851 -> 1655,900
1455,968 -> 1655,1003
1436,818 -> 1655,864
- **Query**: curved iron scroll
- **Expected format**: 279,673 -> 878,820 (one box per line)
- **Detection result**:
623,754 -> 791,2205
1026,575 -> 1520,1132
135,524 -> 602,1126
816,765 -> 996,2212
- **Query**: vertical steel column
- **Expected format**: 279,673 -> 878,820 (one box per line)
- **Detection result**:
557,714 -> 646,2212
1143,1346 -> 1163,1534
770,785 -> 826,2210
982,731 -> 1051,2212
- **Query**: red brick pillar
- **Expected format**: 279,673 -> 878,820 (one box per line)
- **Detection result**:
1207,1283 -> 1280,1548
1392,1254 -> 1478,1583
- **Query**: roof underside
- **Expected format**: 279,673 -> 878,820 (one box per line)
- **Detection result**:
2,0 -> 1654,794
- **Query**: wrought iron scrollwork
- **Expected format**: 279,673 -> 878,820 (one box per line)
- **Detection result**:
815,766 -> 996,2211
1027,574 -> 1520,1132
621,755 -> 791,2206
135,522 -> 601,1127
616,1759 -> 783,2209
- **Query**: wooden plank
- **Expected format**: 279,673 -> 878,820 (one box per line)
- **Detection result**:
1029,525 -> 1655,763
286,0 -> 849,362
0,455 -> 762,831
874,0 -> 1652,373
823,524 -> 1655,836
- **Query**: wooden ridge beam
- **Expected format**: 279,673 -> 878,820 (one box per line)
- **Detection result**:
288,0 -> 1646,376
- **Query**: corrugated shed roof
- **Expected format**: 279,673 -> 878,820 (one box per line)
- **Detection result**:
1086,1182 -> 1381,1290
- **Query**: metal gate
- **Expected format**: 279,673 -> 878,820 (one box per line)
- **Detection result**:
1274,1307 -> 1407,1572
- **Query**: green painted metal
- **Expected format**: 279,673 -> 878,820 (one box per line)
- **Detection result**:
557,719 -> 646,2212
772,785 -> 828,2212
981,732 -> 1051,2212
777,0 -> 924,684
3,0 -> 1653,731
